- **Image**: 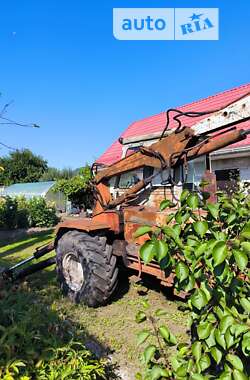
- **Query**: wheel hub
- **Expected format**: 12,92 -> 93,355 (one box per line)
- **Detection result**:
62,253 -> 85,292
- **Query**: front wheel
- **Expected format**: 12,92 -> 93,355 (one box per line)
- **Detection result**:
56,230 -> 118,307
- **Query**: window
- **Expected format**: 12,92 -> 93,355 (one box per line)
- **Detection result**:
215,168 -> 240,192
118,170 -> 142,189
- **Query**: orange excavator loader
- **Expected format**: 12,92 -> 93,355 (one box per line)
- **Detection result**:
3,93 -> 250,307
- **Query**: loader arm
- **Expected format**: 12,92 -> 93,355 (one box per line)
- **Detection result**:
94,93 -> 250,211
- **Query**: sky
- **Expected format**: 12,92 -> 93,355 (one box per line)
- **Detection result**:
0,0 -> 249,169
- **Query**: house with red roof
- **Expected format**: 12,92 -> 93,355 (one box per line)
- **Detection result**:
97,84 -> 250,192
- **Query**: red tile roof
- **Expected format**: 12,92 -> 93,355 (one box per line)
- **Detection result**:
97,83 -> 250,166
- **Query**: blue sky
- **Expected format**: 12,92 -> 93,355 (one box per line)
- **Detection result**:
0,0 -> 249,168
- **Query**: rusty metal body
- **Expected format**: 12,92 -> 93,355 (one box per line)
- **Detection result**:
55,94 -> 250,285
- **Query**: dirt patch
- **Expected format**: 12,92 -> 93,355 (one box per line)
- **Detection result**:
53,274 -> 188,378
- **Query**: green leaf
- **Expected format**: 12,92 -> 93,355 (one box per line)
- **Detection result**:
227,214 -> 236,225
158,326 -> 177,346
155,309 -> 167,317
180,189 -> 190,203
140,241 -> 155,264
150,365 -> 170,380
136,311 -> 147,323
141,300 -> 150,309
225,327 -> 235,349
187,193 -> 199,209
166,213 -> 175,224
242,332 -> 250,356
233,250 -> 248,271
240,222 -> 250,240
240,298 -> 250,313
212,241 -> 228,266
195,243 -> 207,258
192,341 -> 202,362
219,316 -> 235,334
160,199 -> 171,211
159,325 -> 170,341
191,375 -> 206,380
137,330 -> 150,345
240,242 -> 250,254
199,354 -> 211,372
187,236 -> 199,247
226,354 -> 243,371
193,221 -> 208,238
155,240 -> 169,262
173,224 -> 181,236
215,329 -> 226,349
211,346 -> 223,364
219,371 -> 232,380
133,226 -> 152,238
168,332 -> 177,346
207,313 -> 217,323
175,262 -> 189,282
191,289 -> 208,310
232,370 -> 248,380
206,328 -> 216,348
162,226 -> 177,240
143,345 -> 157,364
176,365 -> 187,377
207,203 -> 220,220
232,324 -> 249,338
197,321 -> 213,340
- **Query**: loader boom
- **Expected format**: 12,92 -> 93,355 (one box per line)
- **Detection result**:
93,94 -> 250,212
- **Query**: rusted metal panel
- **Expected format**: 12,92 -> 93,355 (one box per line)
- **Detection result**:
56,210 -> 121,235
56,218 -> 110,234
123,206 -> 177,243
202,170 -> 217,203
94,211 -> 121,234
93,182 -> 112,215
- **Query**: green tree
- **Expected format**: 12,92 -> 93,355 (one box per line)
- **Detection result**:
53,165 -> 92,209
40,167 -> 75,181
0,149 -> 48,185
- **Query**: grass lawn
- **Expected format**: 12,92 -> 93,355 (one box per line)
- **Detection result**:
0,230 -> 188,379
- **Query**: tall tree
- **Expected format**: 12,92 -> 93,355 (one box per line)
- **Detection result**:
40,167 -> 75,181
0,149 -> 48,185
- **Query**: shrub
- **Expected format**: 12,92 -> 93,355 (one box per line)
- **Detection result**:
27,198 -> 59,227
0,196 -> 59,229
0,197 -> 18,229
135,189 -> 250,379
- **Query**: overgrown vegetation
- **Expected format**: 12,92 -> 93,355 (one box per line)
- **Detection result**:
54,165 -> 93,209
135,188 -> 250,379
0,196 -> 58,229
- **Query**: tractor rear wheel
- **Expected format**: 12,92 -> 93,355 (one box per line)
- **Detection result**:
56,230 -> 118,307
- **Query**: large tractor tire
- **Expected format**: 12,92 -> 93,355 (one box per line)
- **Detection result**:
56,230 -> 118,307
